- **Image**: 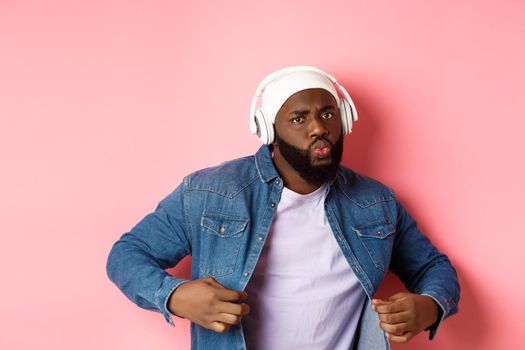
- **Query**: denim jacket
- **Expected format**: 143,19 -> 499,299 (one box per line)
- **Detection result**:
107,145 -> 460,350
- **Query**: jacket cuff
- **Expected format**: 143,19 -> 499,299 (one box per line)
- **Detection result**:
420,292 -> 448,340
155,276 -> 191,326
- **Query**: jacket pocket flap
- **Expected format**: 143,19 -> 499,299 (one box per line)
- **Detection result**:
201,212 -> 249,237
352,221 -> 395,239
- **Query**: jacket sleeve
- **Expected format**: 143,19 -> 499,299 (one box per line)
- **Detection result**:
388,197 -> 460,340
106,180 -> 192,326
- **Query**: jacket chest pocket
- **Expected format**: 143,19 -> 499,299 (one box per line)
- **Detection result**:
199,211 -> 249,277
352,221 -> 395,272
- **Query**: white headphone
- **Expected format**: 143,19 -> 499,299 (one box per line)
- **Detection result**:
249,66 -> 358,144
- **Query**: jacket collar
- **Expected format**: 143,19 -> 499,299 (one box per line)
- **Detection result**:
254,145 -> 348,185
255,145 -> 279,183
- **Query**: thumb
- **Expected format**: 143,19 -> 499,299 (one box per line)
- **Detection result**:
205,276 -> 226,289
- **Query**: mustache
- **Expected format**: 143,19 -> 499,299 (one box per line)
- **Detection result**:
310,137 -> 333,148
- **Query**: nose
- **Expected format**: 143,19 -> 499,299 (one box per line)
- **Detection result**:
309,116 -> 328,138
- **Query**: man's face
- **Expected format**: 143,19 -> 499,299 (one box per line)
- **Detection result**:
273,88 -> 344,185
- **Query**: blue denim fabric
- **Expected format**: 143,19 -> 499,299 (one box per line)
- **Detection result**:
107,145 -> 460,350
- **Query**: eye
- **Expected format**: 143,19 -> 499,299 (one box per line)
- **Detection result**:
291,116 -> 304,124
321,112 -> 334,119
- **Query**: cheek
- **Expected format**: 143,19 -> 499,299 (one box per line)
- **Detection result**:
276,127 -> 305,145
329,120 -> 343,137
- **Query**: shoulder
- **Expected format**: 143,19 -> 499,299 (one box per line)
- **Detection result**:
336,166 -> 397,208
183,155 -> 260,198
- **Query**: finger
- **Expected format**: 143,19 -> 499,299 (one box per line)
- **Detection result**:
204,277 -> 249,302
378,311 -> 411,325
204,276 -> 226,289
387,292 -> 409,302
371,298 -> 389,306
215,288 -> 248,302
217,312 -> 242,325
374,300 -> 408,314
387,331 -> 414,343
379,321 -> 410,336
209,321 -> 230,334
240,302 -> 250,315
371,298 -> 390,312
217,301 -> 250,316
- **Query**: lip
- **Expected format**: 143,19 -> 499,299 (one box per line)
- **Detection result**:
311,139 -> 332,158
311,139 -> 332,151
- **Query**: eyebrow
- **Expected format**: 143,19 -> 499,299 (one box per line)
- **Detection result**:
289,104 -> 336,116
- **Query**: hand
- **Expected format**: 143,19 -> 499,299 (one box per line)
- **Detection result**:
167,276 -> 250,334
372,292 -> 439,343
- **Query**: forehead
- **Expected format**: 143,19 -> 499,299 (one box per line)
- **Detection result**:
280,88 -> 337,112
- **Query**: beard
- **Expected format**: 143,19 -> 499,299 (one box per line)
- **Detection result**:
274,132 -> 344,185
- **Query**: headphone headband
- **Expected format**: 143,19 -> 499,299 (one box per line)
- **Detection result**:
249,66 -> 358,143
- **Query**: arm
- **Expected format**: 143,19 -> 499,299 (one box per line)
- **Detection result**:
106,180 -> 251,331
378,198 -> 460,341
106,181 -> 192,325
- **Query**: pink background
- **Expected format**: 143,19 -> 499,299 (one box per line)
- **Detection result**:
1,0 -> 524,349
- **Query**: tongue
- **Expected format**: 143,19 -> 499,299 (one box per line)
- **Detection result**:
314,147 -> 330,156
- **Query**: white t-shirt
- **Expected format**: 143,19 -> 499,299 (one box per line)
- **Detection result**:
243,182 -> 367,349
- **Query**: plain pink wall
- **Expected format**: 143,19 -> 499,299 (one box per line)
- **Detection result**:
1,0 -> 524,349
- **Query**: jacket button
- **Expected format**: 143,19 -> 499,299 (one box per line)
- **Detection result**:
270,202 -> 276,208
257,235 -> 263,241
220,226 -> 225,234
243,272 -> 249,277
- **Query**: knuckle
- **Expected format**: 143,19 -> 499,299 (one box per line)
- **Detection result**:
205,289 -> 217,299
203,313 -> 215,323
399,333 -> 411,343
213,322 -> 228,334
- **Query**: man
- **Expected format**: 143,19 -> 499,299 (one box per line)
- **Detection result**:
107,66 -> 460,350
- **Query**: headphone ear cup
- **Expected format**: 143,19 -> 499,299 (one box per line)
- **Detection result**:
339,99 -> 352,135
255,108 -> 274,144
